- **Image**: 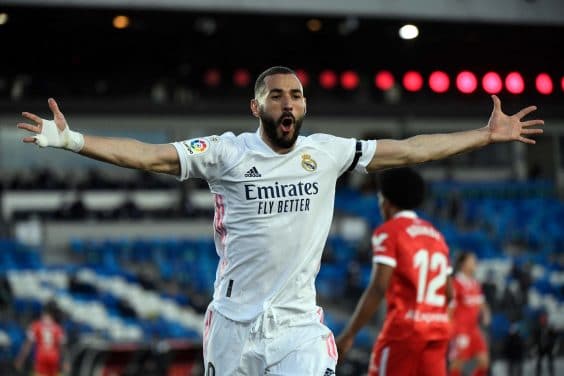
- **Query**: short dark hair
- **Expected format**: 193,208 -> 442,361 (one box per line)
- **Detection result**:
379,167 -> 425,210
43,300 -> 59,318
455,251 -> 475,273
254,66 -> 297,98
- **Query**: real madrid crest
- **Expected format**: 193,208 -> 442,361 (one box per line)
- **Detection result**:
301,153 -> 317,172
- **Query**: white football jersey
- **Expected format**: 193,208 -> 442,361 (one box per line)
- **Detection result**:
172,129 -> 376,322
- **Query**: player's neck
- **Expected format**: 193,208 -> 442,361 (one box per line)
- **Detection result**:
259,126 -> 294,154
460,271 -> 474,280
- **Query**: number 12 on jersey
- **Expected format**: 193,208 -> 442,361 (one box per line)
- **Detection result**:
414,249 -> 448,306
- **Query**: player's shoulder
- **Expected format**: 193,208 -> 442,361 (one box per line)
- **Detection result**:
405,217 -> 445,240
372,218 -> 401,237
302,133 -> 354,147
29,320 -> 41,332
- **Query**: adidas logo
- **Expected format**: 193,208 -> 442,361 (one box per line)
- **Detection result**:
244,166 -> 262,178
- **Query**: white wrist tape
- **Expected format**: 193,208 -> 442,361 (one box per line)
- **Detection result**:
33,119 -> 84,152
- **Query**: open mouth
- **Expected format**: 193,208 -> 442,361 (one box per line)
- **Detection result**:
280,116 -> 294,132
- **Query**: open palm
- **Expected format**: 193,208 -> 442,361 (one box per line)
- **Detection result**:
487,95 -> 544,144
17,98 -> 68,144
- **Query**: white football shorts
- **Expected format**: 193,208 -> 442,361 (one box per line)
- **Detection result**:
202,304 -> 338,375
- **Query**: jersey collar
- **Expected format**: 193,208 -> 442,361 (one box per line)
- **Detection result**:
253,127 -> 302,155
455,272 -> 474,286
393,210 -> 418,219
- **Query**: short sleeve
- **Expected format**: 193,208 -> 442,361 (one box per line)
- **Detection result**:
311,134 -> 377,176
171,133 -> 242,182
372,225 -> 397,268
354,139 -> 377,173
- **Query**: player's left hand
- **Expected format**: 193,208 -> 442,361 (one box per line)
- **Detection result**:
335,334 -> 354,359
486,95 -> 544,144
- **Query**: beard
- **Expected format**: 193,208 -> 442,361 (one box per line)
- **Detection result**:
259,109 -> 304,149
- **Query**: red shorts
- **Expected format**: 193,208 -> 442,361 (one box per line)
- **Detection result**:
35,362 -> 59,376
369,337 -> 449,376
450,328 -> 488,361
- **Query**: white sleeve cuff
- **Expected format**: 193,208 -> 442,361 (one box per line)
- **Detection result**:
373,255 -> 397,268
355,140 -> 377,173
171,142 -> 189,181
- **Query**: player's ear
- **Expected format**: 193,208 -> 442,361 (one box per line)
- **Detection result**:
250,99 -> 260,118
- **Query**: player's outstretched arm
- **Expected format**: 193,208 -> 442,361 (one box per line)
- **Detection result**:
14,338 -> 32,371
18,98 -> 180,175
336,263 -> 393,359
366,95 -> 544,172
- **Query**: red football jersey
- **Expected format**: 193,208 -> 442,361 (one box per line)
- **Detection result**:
28,318 -> 65,367
451,273 -> 484,331
372,211 -> 452,341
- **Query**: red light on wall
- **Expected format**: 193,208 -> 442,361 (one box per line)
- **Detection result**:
341,70 -> 359,90
561,76 -> 564,92
233,69 -> 251,87
319,70 -> 338,89
535,73 -> 553,95
375,71 -> 395,91
505,72 -> 524,94
482,72 -> 502,94
203,68 -> 221,87
403,71 -> 423,92
428,71 -> 450,93
456,71 -> 477,94
295,69 -> 310,87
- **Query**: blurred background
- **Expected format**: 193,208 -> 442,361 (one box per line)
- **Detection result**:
0,0 -> 563,375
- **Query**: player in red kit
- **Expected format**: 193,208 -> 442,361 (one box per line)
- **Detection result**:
337,168 -> 453,376
449,252 -> 490,376
15,301 -> 67,376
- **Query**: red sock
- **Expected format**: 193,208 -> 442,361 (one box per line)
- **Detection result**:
449,370 -> 462,376
472,368 -> 487,376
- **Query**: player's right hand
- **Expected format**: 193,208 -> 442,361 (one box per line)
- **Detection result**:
17,98 -> 84,152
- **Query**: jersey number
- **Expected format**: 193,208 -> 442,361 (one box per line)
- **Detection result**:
413,249 -> 448,306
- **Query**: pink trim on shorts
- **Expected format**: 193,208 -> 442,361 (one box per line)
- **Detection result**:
203,309 -> 213,358
326,332 -> 338,361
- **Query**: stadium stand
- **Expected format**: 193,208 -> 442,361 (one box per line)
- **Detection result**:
1,174 -> 562,373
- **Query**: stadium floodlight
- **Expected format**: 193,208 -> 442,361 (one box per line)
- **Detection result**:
203,69 -> 221,88
306,19 -> 322,32
319,70 -> 337,89
375,71 -> 395,91
295,69 -> 310,87
429,71 -> 450,93
456,71 -> 478,94
113,15 -> 130,29
482,72 -> 503,94
535,73 -> 553,95
505,72 -> 524,94
403,71 -> 423,92
233,69 -> 251,88
341,71 -> 360,90
399,24 -> 419,40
